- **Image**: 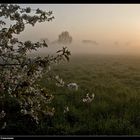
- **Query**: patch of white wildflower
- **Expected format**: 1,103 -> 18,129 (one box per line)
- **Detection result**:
55,75 -> 65,87
0,110 -> 6,130
82,93 -> 95,103
63,106 -> 69,113
0,110 -> 6,119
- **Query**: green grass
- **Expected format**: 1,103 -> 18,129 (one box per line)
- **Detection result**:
37,54 -> 140,135
2,54 -> 138,135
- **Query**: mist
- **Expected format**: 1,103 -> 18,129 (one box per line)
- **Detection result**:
16,4 -> 140,56
28,39 -> 140,56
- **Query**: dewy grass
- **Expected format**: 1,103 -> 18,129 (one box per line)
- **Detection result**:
36,54 -> 140,135
2,54 -> 140,135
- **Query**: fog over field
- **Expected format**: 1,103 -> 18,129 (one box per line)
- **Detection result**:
28,41 -> 140,56
2,4 -> 140,135
15,4 -> 140,56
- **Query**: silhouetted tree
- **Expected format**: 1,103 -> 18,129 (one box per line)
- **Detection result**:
58,31 -> 72,45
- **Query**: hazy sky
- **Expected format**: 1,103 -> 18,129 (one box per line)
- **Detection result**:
16,4 -> 140,55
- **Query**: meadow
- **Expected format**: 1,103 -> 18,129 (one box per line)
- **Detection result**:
2,53 -> 140,135
37,54 -> 140,135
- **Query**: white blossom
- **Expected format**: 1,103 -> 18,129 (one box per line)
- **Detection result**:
64,106 -> 69,113
33,116 -> 39,124
8,87 -> 12,94
91,93 -> 95,99
55,75 -> 59,79
21,109 -> 27,115
56,83 -> 61,87
0,110 -> 6,119
82,98 -> 87,103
